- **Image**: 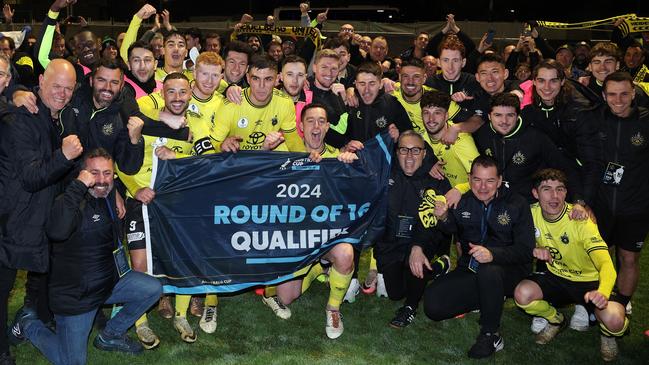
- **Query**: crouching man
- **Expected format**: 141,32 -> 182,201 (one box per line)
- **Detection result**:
514,169 -> 628,362
10,148 -> 162,364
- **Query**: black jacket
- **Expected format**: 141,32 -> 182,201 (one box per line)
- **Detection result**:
582,104 -> 649,215
46,180 -> 119,315
60,79 -> 144,175
428,187 -> 534,272
520,95 -> 597,181
0,98 -> 75,272
472,118 -> 582,203
343,91 -> 411,145
426,72 -> 481,108
375,159 -> 451,267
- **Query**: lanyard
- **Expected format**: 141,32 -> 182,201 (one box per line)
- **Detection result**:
480,203 -> 493,244
104,197 -> 124,250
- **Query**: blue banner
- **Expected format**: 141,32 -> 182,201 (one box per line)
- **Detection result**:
146,133 -> 393,294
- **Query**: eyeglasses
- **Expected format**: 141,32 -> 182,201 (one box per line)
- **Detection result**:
397,146 -> 424,155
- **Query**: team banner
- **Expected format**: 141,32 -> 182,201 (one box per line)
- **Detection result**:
230,24 -> 324,49
535,14 -> 649,36
145,133 -> 392,294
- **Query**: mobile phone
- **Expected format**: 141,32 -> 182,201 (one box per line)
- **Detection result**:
521,23 -> 532,37
485,29 -> 495,44
468,256 -> 480,273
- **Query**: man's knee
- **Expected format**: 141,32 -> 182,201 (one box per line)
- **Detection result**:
329,243 -> 354,273
133,272 -> 162,300
513,280 -> 540,306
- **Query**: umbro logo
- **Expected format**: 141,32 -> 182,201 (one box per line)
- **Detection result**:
92,214 -> 101,222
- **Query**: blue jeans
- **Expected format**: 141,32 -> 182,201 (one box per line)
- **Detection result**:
24,271 -> 161,365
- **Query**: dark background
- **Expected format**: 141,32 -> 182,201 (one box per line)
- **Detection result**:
11,0 -> 649,23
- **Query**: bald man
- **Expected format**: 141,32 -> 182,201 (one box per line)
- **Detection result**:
0,58 -> 80,361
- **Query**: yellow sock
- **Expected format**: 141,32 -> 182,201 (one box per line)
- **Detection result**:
327,267 -> 353,309
264,286 -> 277,297
301,263 -> 323,294
205,294 -> 218,306
516,299 -> 561,324
135,313 -> 147,327
369,248 -> 377,271
600,317 -> 629,337
175,295 -> 191,317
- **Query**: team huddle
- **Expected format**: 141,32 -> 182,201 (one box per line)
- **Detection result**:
0,0 -> 647,364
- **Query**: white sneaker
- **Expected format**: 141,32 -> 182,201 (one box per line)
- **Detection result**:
570,304 -> 589,331
199,305 -> 217,334
343,278 -> 360,303
325,309 -> 344,339
261,295 -> 291,319
531,317 -> 548,334
376,273 -> 388,298
625,301 -> 632,315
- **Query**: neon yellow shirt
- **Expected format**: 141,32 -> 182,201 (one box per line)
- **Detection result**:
390,84 -> 462,134
422,122 -> 479,186
531,203 -> 616,297
210,88 -> 300,152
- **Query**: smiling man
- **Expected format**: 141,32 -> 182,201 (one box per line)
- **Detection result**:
580,71 -> 649,321
210,54 -> 301,152
471,92 -> 583,204
423,155 -> 534,359
514,168 -> 628,362
154,32 -> 193,82
60,58 -> 145,176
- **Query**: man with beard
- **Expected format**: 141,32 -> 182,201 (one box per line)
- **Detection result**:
390,58 -> 470,135
259,103 -> 359,340
420,90 -> 479,188
210,55 -> 301,153
118,72 -> 215,347
60,58 -> 145,176
573,41 -> 590,71
341,62 -> 411,149
9,149 -> 162,363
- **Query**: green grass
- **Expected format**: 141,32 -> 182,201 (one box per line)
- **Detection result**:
8,250 -> 649,365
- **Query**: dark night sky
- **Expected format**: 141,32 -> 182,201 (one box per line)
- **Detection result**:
15,0 -> 649,23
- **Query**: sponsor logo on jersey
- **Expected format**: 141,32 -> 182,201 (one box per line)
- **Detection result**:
237,117 -> 249,128
127,232 -> 145,243
248,131 -> 266,145
547,246 -> 562,260
461,211 -> 471,219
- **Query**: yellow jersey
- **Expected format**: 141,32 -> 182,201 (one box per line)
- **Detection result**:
210,88 -> 301,152
422,122 -> 479,187
390,84 -> 462,134
154,67 -> 194,83
531,203 -> 616,295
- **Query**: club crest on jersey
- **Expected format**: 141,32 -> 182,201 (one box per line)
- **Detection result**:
630,132 -> 645,147
272,116 -> 278,126
237,117 -> 249,128
375,116 -> 388,128
497,211 -> 511,226
560,232 -> 569,244
512,151 -> 526,165
102,123 -> 114,136
188,103 -> 200,116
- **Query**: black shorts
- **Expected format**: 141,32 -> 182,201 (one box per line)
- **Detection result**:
528,271 -> 598,307
594,207 -> 649,252
124,198 -> 146,250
